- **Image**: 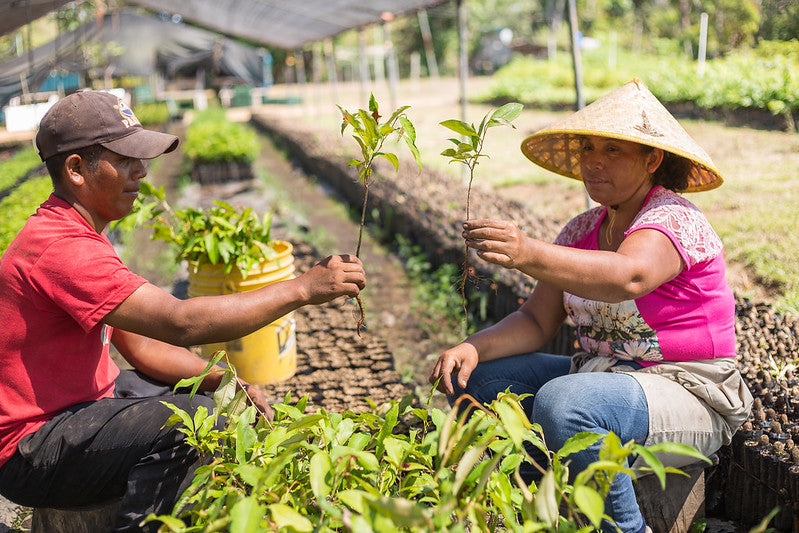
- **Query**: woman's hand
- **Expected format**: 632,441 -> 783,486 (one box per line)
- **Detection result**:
428,342 -> 479,396
463,219 -> 529,269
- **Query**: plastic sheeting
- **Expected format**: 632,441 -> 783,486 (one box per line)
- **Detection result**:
0,10 -> 267,110
0,0 -> 73,37
125,0 -> 449,50
1,0 -> 449,49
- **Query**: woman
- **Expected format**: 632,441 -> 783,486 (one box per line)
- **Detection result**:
428,80 -> 753,533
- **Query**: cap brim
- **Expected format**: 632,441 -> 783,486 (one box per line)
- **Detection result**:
101,128 -> 179,159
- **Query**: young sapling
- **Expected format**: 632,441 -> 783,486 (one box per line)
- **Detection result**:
440,102 -> 523,323
338,94 -> 422,334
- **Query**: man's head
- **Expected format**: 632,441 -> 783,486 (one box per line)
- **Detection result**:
36,90 -> 179,164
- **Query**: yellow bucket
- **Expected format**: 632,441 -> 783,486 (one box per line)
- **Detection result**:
187,240 -> 297,385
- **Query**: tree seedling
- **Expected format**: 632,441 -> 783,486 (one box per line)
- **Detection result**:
440,102 -> 523,324
338,94 -> 422,335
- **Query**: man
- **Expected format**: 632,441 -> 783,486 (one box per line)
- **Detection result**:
0,90 -> 365,531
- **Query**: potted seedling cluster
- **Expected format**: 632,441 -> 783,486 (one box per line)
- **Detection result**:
121,182 -> 297,385
183,108 -> 260,184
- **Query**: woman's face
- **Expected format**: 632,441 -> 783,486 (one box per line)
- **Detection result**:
578,136 -> 662,207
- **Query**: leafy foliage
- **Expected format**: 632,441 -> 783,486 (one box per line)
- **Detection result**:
132,102 -> 172,126
116,181 -> 276,277
440,102 -> 523,323
487,41 -> 799,124
182,108 -> 260,164
0,175 -> 52,255
145,363 -> 706,532
0,148 -> 42,195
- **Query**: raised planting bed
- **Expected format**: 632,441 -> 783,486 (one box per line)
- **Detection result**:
251,110 -> 799,530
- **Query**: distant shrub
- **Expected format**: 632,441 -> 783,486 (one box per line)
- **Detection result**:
133,102 -> 171,126
485,42 -> 799,119
183,109 -> 259,164
0,175 -> 51,254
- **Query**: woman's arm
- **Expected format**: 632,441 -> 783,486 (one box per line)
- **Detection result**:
463,219 -> 684,303
429,280 -> 566,395
104,254 -> 365,347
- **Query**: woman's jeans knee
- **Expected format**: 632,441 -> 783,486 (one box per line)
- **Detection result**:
449,353 -> 651,532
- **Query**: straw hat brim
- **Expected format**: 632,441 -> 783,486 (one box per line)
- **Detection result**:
520,80 -> 723,193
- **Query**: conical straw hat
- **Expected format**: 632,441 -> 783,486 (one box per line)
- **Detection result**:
520,79 -> 722,192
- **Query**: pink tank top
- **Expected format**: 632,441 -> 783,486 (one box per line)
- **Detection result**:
554,186 -> 736,363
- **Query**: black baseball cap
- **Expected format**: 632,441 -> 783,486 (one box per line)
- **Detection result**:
35,90 -> 179,161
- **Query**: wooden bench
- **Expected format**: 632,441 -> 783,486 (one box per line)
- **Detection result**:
32,498 -> 121,533
634,456 -> 717,533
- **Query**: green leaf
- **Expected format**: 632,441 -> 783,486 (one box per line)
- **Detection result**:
337,489 -> 370,513
440,119 -> 476,137
492,399 -> 527,451
557,431 -> 604,458
234,464 -> 266,488
230,496 -> 265,533
377,152 -> 399,170
203,232 -> 219,264
643,441 -> 710,463
398,116 -> 416,143
358,109 -> 378,146
573,485 -> 605,528
310,452 -> 332,500
368,496 -> 429,528
268,503 -> 313,532
535,470 -> 559,526
488,102 -> 523,127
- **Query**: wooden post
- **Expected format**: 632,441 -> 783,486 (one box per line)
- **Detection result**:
324,39 -> 338,107
373,25 -> 385,84
697,12 -> 708,78
383,19 -> 399,111
547,0 -> 566,61
417,9 -> 439,79
410,51 -> 421,92
457,0 -> 468,184
566,0 -> 585,111
312,43 -> 324,115
358,29 -> 370,103
566,0 -> 591,209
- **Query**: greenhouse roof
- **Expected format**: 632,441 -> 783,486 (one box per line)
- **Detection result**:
125,0 -> 450,49
1,0 -> 450,49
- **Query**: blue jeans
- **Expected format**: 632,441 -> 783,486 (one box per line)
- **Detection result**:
450,352 -> 649,533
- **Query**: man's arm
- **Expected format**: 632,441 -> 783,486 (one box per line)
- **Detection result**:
104,254 -> 365,347
110,327 -> 271,415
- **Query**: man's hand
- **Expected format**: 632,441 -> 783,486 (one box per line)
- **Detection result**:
298,254 -> 366,305
239,380 -> 274,421
428,342 -> 479,396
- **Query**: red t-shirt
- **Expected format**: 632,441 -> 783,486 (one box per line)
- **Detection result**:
0,194 -> 147,467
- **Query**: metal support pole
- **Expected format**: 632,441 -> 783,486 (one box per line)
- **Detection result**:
417,9 -> 439,79
566,0 -> 592,209
457,0 -> 468,183
358,29 -> 370,103
566,0 -> 585,111
383,20 -> 399,111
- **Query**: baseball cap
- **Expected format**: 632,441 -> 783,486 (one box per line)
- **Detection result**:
35,90 -> 179,161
